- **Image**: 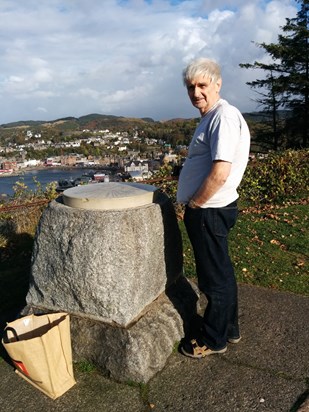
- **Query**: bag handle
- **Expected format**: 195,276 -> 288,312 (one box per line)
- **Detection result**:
3,326 -> 19,343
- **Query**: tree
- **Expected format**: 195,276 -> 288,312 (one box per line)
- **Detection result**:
239,61 -> 284,150
240,0 -> 308,149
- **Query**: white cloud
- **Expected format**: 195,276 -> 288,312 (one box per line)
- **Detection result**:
36,106 -> 48,113
0,0 -> 298,123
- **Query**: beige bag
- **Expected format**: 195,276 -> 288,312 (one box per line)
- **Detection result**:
2,312 -> 76,399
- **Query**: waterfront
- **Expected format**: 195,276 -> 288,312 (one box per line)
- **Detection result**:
0,168 -> 90,196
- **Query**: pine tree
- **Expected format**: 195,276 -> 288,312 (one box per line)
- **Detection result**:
240,0 -> 308,148
239,61 -> 284,150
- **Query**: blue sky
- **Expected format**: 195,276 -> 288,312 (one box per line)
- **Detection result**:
0,0 -> 298,124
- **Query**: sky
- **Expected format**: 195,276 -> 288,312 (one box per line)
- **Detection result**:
0,0 -> 298,124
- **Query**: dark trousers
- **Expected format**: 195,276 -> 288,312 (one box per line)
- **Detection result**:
184,201 -> 239,350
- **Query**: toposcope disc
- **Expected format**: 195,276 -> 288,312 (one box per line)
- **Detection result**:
62,182 -> 158,210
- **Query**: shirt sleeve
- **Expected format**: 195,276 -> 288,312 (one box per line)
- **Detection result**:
209,113 -> 241,163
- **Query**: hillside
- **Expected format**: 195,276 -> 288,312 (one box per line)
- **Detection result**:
1,109 -> 292,131
0,111 -> 295,153
0,114 -> 156,133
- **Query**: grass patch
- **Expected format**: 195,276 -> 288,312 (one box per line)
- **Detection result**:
75,360 -> 97,373
126,381 -> 150,404
179,203 -> 308,295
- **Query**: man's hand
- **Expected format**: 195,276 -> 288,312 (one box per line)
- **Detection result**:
188,198 -> 201,208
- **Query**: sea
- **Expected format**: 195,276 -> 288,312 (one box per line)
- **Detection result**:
0,168 -> 91,197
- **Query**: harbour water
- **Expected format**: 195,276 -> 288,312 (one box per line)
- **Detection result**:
0,168 -> 90,196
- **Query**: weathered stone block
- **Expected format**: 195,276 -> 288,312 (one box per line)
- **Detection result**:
26,191 -> 183,327
24,276 -> 199,383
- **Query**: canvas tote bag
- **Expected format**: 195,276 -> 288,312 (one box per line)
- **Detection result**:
2,312 -> 76,399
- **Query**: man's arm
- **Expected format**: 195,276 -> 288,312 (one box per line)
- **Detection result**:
188,160 -> 231,208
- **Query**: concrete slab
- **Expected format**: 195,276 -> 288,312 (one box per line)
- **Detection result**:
0,359 -> 145,412
148,355 -> 307,412
1,284 -> 308,412
234,284 -> 309,379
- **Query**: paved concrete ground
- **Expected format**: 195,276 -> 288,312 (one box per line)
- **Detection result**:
0,284 -> 308,412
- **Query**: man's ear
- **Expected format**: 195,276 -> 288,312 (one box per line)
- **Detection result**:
216,78 -> 222,92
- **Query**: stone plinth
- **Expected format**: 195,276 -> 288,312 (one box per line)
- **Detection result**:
27,185 -> 183,327
25,183 -> 190,383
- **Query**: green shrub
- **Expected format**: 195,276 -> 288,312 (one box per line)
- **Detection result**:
152,164 -> 178,204
11,177 -> 58,202
153,149 -> 308,208
239,149 -> 309,205
0,179 -> 58,236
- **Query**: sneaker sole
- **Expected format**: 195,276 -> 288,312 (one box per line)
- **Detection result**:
180,345 -> 227,358
180,346 -> 205,359
228,336 -> 242,344
205,346 -> 227,355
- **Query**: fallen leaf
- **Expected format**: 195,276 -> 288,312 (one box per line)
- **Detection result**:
270,239 -> 281,245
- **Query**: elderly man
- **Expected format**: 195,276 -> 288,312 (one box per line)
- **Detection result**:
177,58 -> 250,358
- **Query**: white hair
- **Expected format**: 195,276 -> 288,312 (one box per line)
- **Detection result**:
182,58 -> 222,85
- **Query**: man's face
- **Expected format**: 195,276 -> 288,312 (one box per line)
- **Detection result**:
186,75 -> 222,115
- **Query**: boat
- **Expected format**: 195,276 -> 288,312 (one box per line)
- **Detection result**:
56,173 -> 95,193
56,178 -> 76,192
56,170 -> 127,193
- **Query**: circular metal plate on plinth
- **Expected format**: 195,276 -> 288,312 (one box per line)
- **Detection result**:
62,182 -> 158,210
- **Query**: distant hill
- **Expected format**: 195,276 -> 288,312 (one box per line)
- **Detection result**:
1,120 -> 47,128
0,110 -> 292,132
243,110 -> 291,122
0,113 -> 156,132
